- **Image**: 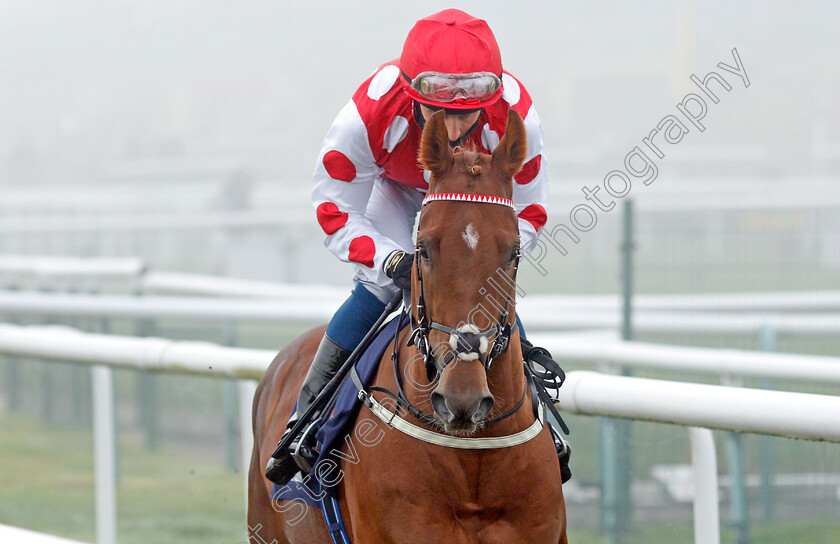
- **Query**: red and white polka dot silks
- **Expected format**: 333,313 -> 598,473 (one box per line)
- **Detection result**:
322,150 -> 357,183
518,203 -> 548,232
315,202 -> 349,235
347,236 -> 376,269
311,61 -> 549,292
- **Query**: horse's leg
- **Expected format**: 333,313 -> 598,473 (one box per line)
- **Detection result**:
248,360 -> 292,543
274,502 -> 333,543
248,326 -> 333,544
556,486 -> 569,544
247,452 -> 330,543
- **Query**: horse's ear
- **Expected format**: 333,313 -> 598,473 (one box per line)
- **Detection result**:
492,109 -> 528,180
419,110 -> 453,180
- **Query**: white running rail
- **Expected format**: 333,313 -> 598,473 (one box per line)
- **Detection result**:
2,324 -> 840,543
0,524 -> 90,544
3,255 -> 840,314
3,289 -> 840,335
530,335 -> 840,385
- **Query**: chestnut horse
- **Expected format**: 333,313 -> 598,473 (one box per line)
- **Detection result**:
248,109 -> 567,543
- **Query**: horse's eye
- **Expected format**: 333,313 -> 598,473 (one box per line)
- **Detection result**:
507,248 -> 520,265
417,245 -> 430,262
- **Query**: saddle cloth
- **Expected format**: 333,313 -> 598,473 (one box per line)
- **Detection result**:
270,315 -> 406,506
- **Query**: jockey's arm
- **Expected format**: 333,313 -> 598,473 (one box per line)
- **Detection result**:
311,99 -> 404,285
511,104 -> 550,258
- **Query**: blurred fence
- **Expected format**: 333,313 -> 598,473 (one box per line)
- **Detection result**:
3,174 -> 840,544
2,323 -> 840,544
2,258 -> 840,542
1,177 -> 839,289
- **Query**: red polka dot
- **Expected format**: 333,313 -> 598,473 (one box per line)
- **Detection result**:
518,204 -> 547,232
514,155 -> 541,185
323,150 -> 356,182
348,236 -> 376,268
316,202 -> 349,235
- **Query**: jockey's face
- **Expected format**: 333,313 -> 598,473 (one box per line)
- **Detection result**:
419,104 -> 482,144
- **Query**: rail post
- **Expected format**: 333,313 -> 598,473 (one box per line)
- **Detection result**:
2,283 -> 21,413
92,365 -> 117,544
721,372 -> 750,544
726,430 -> 750,544
758,324 -> 777,520
689,427 -> 721,544
223,321 -> 240,472
39,281 -> 56,425
238,379 -> 258,515
133,283 -> 159,452
600,199 -> 635,543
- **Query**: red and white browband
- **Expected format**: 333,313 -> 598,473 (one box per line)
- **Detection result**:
422,192 -> 516,210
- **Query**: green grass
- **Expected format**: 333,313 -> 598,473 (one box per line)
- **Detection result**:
0,411 -> 245,544
2,408 -> 839,543
567,517 -> 840,543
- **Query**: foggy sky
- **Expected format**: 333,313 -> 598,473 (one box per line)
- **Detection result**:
1,1 -> 838,186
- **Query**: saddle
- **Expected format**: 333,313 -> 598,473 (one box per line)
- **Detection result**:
271,314 -> 405,505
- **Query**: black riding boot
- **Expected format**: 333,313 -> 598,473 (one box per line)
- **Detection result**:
265,334 -> 351,485
521,337 -> 573,483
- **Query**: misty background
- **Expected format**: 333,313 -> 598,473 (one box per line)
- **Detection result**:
2,1 -> 838,182
2,0 -> 838,293
2,3 -> 840,543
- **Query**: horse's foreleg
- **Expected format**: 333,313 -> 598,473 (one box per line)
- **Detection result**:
247,437 -> 291,544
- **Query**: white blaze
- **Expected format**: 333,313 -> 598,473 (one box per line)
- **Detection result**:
462,223 -> 479,251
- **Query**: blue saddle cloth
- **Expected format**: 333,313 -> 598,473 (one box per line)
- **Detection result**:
270,315 -> 406,506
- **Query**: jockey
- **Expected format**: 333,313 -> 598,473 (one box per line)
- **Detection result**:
268,8 -> 570,486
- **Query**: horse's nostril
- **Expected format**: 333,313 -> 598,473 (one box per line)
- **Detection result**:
431,392 -> 453,421
473,396 -> 495,422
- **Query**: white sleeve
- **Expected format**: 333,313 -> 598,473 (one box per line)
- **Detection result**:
311,99 -> 403,272
513,105 -> 549,256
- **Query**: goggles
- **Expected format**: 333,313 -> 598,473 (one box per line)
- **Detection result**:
408,71 -> 502,104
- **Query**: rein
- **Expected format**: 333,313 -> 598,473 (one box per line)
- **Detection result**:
352,191 -> 543,449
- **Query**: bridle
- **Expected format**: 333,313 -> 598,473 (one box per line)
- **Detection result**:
366,191 -> 529,429
412,191 -> 521,377
408,235 -> 519,383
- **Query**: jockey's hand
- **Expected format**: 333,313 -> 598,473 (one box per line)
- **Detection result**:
384,250 -> 413,291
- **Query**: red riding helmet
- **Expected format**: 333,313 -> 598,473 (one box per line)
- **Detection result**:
400,9 -> 504,111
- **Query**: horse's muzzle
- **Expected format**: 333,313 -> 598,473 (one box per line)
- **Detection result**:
431,388 -> 494,434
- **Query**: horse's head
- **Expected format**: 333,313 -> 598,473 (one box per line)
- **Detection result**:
413,108 -> 528,435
